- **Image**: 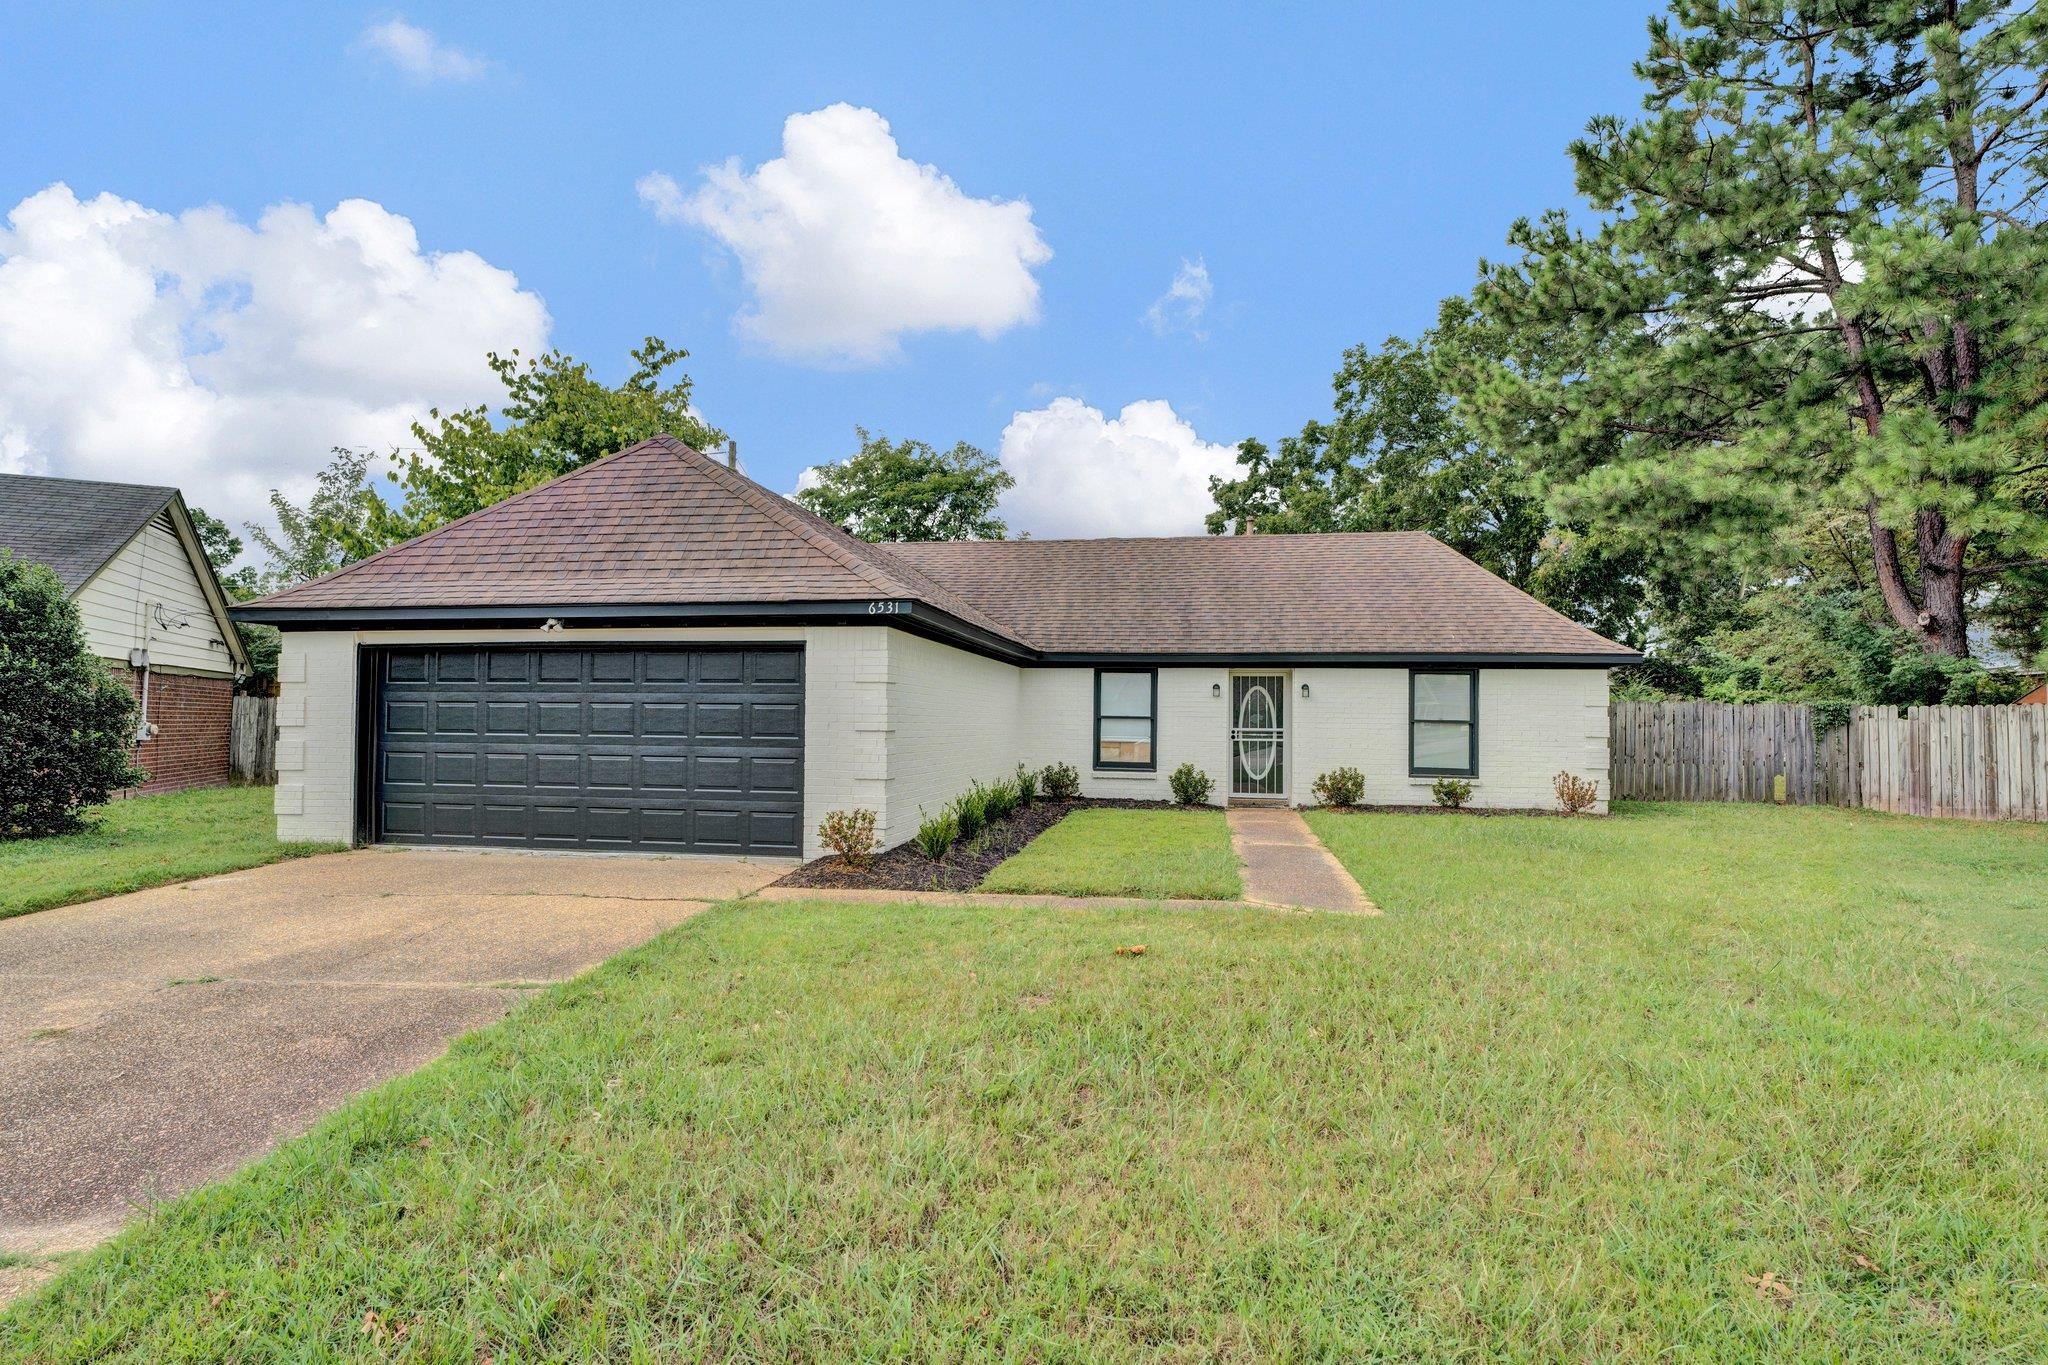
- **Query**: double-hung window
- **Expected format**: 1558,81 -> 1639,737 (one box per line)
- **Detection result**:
1094,669 -> 1156,770
1409,669 -> 1478,776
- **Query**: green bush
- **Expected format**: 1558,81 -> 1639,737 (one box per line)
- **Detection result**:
983,777 -> 1018,821
817,808 -> 878,866
1039,762 -> 1080,800
953,786 -> 989,840
1430,778 -> 1474,809
1168,762 -> 1214,807
1,553 -> 145,838
913,808 -> 957,860
1013,763 -> 1038,803
1311,767 -> 1365,807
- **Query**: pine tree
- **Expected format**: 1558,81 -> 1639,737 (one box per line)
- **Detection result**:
1461,1 -> 2048,656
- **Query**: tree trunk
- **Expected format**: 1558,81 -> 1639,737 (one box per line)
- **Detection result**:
1916,512 -> 1971,657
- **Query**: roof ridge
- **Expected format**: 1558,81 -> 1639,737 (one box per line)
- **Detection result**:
251,438 -> 675,606
645,437 -> 906,599
649,437 -> 1031,644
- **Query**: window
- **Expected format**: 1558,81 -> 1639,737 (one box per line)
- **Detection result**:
1410,669 -> 1477,776
1095,669 -> 1156,769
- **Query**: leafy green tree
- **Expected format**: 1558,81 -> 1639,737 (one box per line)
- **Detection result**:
795,429 -> 1014,541
188,506 -> 276,688
1459,0 -> 2048,658
244,448 -> 386,594
187,507 -> 261,600
1,552 -> 144,836
370,338 -> 721,544
1206,320 -> 1650,642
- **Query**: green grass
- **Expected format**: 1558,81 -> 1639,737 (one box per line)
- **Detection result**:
6,805 -> 2048,1360
978,807 -> 1243,899
0,786 -> 338,920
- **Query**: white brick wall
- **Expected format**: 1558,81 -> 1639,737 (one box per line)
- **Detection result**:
883,631 -> 1023,847
272,624 -> 1614,853
1292,665 -> 1610,812
1017,667 -> 1231,804
274,630 -> 358,842
272,625 -> 889,857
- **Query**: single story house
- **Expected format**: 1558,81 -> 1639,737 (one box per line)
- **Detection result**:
233,435 -> 1638,859
1,473 -> 250,795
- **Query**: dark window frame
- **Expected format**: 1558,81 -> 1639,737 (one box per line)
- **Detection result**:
1094,667 -> 1158,771
1408,668 -> 1479,778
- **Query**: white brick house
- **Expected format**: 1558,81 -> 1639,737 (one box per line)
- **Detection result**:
236,436 -> 1636,860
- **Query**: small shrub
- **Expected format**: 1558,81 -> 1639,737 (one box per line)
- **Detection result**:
1,552 -> 145,837
1311,766 -> 1365,808
1013,763 -> 1038,803
1553,771 -> 1600,815
1168,762 -> 1214,807
818,808 -> 878,866
1039,762 -> 1080,800
913,808 -> 957,860
1430,777 -> 1474,810
983,777 -> 1018,821
953,786 -> 989,839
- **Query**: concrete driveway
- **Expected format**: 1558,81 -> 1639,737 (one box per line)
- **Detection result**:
0,847 -> 779,1302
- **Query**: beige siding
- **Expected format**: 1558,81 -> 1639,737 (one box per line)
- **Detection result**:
72,513 -> 236,676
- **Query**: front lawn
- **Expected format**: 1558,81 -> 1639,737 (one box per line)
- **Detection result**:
6,804 -> 2048,1359
0,785 -> 338,920
978,806 -> 1242,899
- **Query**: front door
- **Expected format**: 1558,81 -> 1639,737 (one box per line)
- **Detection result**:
1230,673 -> 1287,799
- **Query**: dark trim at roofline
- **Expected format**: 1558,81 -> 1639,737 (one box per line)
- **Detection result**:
229,599 -> 1640,668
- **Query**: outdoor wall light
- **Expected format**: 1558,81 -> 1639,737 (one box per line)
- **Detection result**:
1300,682 -> 1311,699
1212,682 -> 1222,698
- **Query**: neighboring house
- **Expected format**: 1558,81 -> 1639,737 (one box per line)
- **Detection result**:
0,474 -> 251,795
234,436 -> 1638,859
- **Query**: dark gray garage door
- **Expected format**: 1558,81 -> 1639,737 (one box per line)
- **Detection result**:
374,647 -> 803,855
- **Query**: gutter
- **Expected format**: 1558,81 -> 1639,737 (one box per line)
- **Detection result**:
227,598 -> 1636,669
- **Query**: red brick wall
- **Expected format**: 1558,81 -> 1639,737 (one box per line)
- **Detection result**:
111,666 -> 234,796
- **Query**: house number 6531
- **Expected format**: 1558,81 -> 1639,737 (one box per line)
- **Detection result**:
867,600 -> 904,615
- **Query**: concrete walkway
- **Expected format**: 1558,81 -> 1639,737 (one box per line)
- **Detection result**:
1226,807 -> 1379,914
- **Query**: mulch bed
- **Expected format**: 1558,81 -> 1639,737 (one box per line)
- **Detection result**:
776,797 -> 1177,894
1320,804 -> 1591,818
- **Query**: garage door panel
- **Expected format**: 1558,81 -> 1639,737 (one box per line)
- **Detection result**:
750,650 -> 802,683
376,646 -> 803,855
431,751 -> 478,787
752,756 -> 801,794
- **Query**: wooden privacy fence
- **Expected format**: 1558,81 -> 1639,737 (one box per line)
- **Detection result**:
1609,700 -> 2048,821
229,694 -> 277,783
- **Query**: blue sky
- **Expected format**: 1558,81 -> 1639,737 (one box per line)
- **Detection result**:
0,2 -> 1659,538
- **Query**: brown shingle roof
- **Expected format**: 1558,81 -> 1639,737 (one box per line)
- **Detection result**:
243,435 -> 1633,660
889,534 -> 1629,657
249,435 -> 1019,641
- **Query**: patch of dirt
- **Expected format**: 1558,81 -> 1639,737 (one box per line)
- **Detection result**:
775,797 -> 1175,894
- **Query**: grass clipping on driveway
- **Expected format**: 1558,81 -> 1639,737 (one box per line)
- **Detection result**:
7,805 -> 2048,1360
0,785 -> 338,920
978,807 -> 1242,899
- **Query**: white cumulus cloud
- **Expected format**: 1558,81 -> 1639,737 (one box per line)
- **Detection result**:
997,397 -> 1239,538
357,17 -> 488,83
1143,257 -> 1212,337
0,183 -> 550,529
642,104 -> 1051,365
